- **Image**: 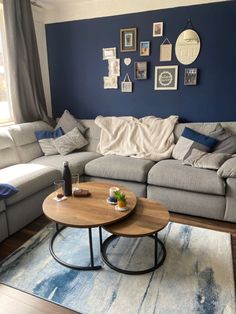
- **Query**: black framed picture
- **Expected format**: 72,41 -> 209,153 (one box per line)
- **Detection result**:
134,61 -> 147,80
184,68 -> 198,85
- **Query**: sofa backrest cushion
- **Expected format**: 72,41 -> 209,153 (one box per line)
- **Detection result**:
8,121 -> 53,162
174,122 -> 236,142
0,127 -> 20,169
79,119 -> 101,152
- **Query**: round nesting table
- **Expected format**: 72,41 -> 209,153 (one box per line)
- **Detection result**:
43,181 -> 137,271
101,197 -> 170,275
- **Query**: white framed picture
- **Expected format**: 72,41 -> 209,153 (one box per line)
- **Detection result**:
121,81 -> 132,93
154,65 -> 178,90
140,41 -> 150,56
108,59 -> 120,77
102,47 -> 116,60
153,22 -> 163,37
104,76 -> 118,89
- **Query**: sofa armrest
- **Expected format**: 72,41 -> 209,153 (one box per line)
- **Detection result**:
225,178 -> 236,222
217,157 -> 236,178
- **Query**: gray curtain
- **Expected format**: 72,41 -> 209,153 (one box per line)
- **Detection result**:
3,0 -> 54,125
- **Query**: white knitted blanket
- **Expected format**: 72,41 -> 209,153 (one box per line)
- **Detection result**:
95,115 -> 178,161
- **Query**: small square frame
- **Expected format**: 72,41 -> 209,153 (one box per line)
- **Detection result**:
121,81 -> 132,93
153,22 -> 163,37
120,28 -> 137,52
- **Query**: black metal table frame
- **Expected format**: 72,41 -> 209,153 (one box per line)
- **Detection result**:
100,230 -> 166,275
49,223 -> 104,271
50,224 -> 166,275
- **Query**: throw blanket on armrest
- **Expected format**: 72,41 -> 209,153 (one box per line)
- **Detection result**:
95,115 -> 178,161
0,183 -> 18,199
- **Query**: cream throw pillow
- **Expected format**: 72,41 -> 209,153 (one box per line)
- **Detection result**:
54,127 -> 88,155
183,148 -> 231,170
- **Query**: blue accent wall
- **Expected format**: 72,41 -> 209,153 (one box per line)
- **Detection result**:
46,1 -> 236,122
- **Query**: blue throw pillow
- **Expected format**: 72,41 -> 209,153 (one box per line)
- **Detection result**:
35,127 -> 64,156
172,127 -> 219,160
35,127 -> 64,140
0,183 -> 18,199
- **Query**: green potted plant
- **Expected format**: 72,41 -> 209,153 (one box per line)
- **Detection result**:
114,190 -> 127,208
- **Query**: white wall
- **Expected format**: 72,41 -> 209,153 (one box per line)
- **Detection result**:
41,0 -> 230,24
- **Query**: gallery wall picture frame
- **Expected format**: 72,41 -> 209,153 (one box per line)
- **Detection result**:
184,68 -> 198,85
140,41 -> 150,56
121,73 -> 132,92
154,65 -> 178,90
108,59 -> 120,77
120,28 -> 137,52
160,38 -> 172,62
134,61 -> 147,80
102,47 -> 116,60
104,76 -> 118,89
153,22 -> 163,37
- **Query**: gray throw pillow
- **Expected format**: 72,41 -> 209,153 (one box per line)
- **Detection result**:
183,148 -> 231,170
208,123 -> 236,154
54,127 -> 88,155
55,110 -> 87,135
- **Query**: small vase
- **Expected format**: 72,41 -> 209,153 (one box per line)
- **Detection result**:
118,200 -> 126,208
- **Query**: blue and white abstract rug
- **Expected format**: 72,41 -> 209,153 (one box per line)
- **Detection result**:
0,222 -> 235,314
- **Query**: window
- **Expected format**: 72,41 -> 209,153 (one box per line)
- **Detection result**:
0,5 -> 13,125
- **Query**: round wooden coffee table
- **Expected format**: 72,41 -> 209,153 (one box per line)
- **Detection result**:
43,182 -> 137,271
101,197 -> 170,275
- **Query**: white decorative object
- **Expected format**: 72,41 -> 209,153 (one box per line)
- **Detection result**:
109,187 -> 120,198
124,58 -> 131,66
115,205 -> 128,212
154,65 -> 178,90
108,59 -> 120,77
102,47 -> 116,60
160,38 -> 172,62
121,73 -> 132,93
104,76 -> 118,89
175,29 -> 201,65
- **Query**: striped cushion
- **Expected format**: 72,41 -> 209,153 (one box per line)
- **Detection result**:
172,127 -> 219,160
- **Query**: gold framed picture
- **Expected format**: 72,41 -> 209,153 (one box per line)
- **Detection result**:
120,28 -> 137,52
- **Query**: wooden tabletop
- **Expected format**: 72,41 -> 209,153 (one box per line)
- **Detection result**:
43,181 -> 137,228
104,197 -> 170,237
0,283 -> 77,314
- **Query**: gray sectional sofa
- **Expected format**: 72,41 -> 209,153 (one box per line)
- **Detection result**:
0,119 -> 236,242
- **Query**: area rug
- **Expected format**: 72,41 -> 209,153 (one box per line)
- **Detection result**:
0,222 -> 235,314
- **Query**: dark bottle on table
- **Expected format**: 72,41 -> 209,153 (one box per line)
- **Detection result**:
62,161 -> 72,196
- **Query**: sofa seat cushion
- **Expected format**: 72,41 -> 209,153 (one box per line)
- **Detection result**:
148,159 -> 225,196
0,164 -> 61,205
85,155 -> 155,183
30,152 -> 102,175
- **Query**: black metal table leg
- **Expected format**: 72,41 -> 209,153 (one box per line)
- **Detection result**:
99,227 -> 103,252
49,225 -> 101,271
101,233 -> 166,275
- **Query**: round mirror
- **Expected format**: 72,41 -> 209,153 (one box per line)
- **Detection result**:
175,29 -> 200,65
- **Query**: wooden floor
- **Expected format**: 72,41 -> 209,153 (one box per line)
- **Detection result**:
0,214 -> 235,282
